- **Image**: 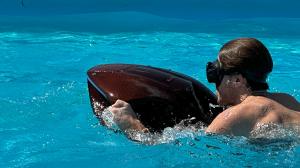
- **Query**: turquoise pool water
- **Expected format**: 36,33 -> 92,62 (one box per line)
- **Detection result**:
1,1 -> 300,167
1,29 -> 300,167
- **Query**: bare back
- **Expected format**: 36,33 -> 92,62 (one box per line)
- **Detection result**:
260,92 -> 300,111
248,94 -> 300,126
206,92 -> 300,137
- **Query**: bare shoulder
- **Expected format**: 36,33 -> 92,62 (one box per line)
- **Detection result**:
206,100 -> 263,136
206,95 -> 300,137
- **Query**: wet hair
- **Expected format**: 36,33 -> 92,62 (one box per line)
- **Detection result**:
218,38 -> 273,91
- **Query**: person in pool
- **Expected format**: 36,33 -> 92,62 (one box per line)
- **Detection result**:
108,38 -> 300,137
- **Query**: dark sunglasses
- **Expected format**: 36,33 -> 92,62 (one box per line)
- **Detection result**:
206,59 -> 270,88
206,60 -> 238,87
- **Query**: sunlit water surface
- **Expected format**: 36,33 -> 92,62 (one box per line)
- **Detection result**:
1,23 -> 300,167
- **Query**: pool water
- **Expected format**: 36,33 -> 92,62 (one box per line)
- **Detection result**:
1,19 -> 300,167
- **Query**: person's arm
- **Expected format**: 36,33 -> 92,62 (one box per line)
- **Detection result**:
206,104 -> 255,137
108,99 -> 149,133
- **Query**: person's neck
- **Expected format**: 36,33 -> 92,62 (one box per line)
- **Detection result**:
232,88 -> 252,105
228,88 -> 268,106
238,90 -> 268,104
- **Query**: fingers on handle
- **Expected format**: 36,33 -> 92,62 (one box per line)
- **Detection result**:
111,99 -> 128,108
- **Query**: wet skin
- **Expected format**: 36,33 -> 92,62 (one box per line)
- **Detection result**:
205,74 -> 300,136
109,73 -> 300,137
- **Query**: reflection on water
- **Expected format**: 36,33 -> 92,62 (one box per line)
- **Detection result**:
2,31 -> 300,167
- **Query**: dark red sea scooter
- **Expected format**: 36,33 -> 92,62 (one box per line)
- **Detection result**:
87,64 -> 222,132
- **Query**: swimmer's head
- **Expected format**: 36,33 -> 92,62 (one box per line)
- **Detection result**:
208,38 -> 273,91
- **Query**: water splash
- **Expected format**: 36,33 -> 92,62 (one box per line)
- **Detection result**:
250,123 -> 300,142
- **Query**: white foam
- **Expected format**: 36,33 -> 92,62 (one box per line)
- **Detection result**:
250,122 -> 300,141
127,119 -> 206,145
101,108 -> 119,131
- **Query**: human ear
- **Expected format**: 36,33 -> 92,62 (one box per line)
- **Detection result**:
233,74 -> 246,87
228,75 -> 242,87
224,75 -> 236,87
